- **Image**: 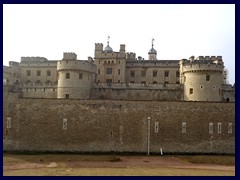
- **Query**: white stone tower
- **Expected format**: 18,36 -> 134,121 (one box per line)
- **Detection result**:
148,38 -> 157,60
180,56 -> 224,101
57,52 -> 96,99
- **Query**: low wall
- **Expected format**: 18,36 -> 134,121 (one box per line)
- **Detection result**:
3,97 -> 235,154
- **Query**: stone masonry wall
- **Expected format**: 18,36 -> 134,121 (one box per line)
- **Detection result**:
3,96 -> 235,154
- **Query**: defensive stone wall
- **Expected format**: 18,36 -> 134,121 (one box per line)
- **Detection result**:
91,83 -> 182,101
3,96 -> 235,154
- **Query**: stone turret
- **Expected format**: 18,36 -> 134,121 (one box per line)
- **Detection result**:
180,56 -> 224,101
57,52 -> 96,99
148,38 -> 157,60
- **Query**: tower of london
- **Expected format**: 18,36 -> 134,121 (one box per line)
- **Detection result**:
3,38 -> 235,102
3,38 -> 235,154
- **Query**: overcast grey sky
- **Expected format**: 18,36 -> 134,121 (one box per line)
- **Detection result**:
3,4 -> 235,84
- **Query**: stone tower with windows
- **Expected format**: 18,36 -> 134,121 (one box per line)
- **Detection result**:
179,56 -> 224,101
94,36 -> 126,83
57,52 -> 96,99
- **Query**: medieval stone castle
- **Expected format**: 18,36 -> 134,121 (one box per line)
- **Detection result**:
3,39 -> 235,154
3,38 -> 235,102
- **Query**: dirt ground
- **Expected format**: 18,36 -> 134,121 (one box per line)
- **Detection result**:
3,155 -> 235,176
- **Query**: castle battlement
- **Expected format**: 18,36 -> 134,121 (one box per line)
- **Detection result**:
21,56 -> 48,62
57,59 -> 96,73
63,52 -> 77,60
182,63 -> 223,73
126,52 -> 136,60
95,43 -> 103,51
196,56 -> 222,61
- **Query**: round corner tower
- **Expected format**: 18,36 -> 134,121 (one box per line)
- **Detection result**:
57,52 -> 96,99
180,56 -> 224,101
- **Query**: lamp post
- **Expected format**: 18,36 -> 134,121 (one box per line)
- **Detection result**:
147,117 -> 151,155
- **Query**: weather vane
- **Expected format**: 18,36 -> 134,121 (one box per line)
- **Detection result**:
107,36 -> 110,45
152,38 -> 154,47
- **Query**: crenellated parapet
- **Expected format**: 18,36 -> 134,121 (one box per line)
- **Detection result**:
94,44 -> 126,59
126,52 -> 136,60
62,52 -> 77,60
57,60 -> 96,74
21,57 -> 48,62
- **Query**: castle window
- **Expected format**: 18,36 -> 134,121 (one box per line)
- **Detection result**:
141,81 -> 146,84
184,76 -> 186,82
47,70 -> 51,76
206,75 -> 210,81
36,80 -> 41,84
209,123 -> 213,134
106,68 -> 112,74
36,70 -> 41,76
118,80 -> 120,83
155,122 -> 159,133
53,88 -> 55,91
189,88 -> 193,94
63,118 -> 67,130
164,71 -> 169,77
98,69 -> 100,74
130,81 -> 135,83
212,85 -> 216,90
130,70 -> 135,77
176,71 -> 180,77
79,73 -> 83,79
153,81 -> 157,84
176,81 -> 180,84
6,117 -> 11,129
26,70 -> 31,76
200,85 -> 204,90
182,122 -> 186,133
141,71 -> 146,77
106,79 -> 112,85
217,122 -> 222,134
65,94 -> 69,99
153,70 -> 158,77
66,72 -> 70,79
119,61 -> 120,64
228,123 -> 232,133
118,69 -> 120,75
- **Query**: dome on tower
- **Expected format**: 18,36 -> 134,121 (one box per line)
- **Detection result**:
104,36 -> 113,53
148,47 -> 157,54
104,45 -> 113,53
148,38 -> 157,54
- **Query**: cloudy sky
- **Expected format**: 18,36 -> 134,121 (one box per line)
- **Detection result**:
3,4 -> 235,84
